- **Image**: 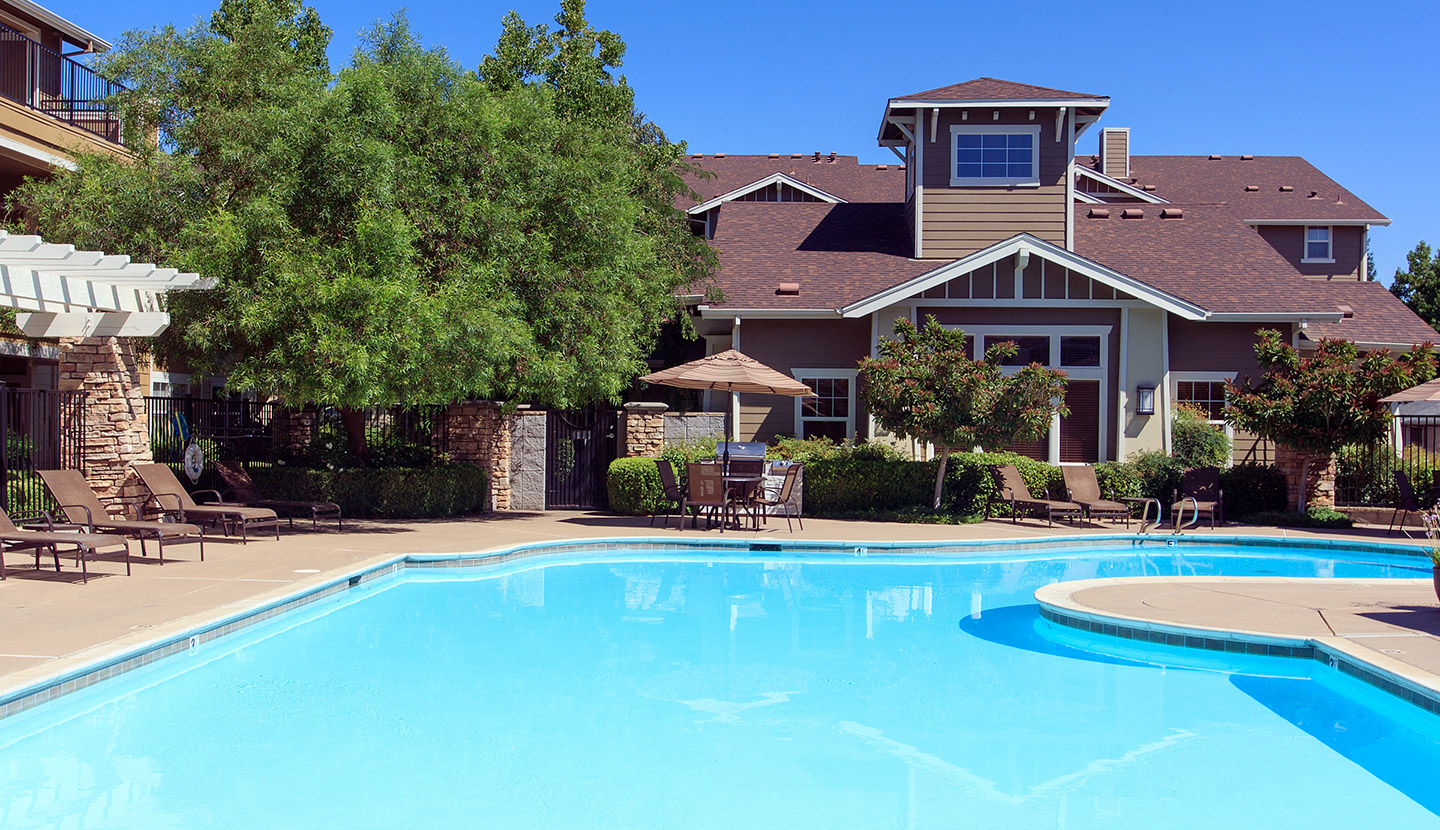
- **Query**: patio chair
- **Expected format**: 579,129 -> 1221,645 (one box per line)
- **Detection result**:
38,469 -> 205,564
988,465 -> 1083,527
133,463 -> 280,542
680,462 -> 737,532
0,508 -> 129,583
1389,470 -> 1426,536
1061,465 -> 1131,527
1172,467 -> 1223,529
651,459 -> 685,528
751,462 -> 803,532
214,461 -> 342,530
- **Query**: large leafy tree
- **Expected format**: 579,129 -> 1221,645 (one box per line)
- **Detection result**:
858,316 -> 1069,511
1391,241 -> 1440,330
8,0 -> 713,462
1226,330 -> 1436,510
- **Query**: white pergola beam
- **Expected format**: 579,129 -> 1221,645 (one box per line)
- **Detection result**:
16,311 -> 172,338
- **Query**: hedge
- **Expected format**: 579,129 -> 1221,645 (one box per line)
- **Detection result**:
248,463 -> 488,519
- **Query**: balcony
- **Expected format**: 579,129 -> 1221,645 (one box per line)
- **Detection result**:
0,22 -> 125,147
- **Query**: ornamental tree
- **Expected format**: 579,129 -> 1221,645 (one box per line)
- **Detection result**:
858,316 -> 1069,511
1390,241 -> 1440,330
1225,329 -> 1436,510
8,0 -> 713,463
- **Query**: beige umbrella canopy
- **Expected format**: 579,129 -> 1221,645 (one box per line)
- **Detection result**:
1381,378 -> 1440,403
638,349 -> 814,443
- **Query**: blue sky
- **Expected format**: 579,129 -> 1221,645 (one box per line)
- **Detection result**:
63,0 -> 1440,281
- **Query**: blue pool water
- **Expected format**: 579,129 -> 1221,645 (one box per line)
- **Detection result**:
2,544 -> 1439,829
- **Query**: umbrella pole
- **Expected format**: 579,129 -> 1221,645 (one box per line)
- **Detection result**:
723,383 -> 733,475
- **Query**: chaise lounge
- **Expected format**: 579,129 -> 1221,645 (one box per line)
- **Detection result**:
133,463 -> 280,542
214,460 -> 342,530
0,509 -> 129,583
989,464 -> 1083,527
38,469 -> 205,563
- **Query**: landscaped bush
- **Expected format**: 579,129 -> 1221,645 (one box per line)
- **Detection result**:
1093,461 -> 1144,500
1220,463 -> 1288,518
1171,403 -> 1230,468
1242,505 -> 1354,529
607,457 -> 667,516
1126,450 -> 1185,502
804,451 -> 1061,518
248,463 -> 487,519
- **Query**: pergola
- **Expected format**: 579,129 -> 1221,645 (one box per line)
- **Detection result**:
0,230 -> 211,338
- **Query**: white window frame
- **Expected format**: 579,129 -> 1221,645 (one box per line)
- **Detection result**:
941,324 -> 1110,463
150,370 -> 191,398
1170,371 -> 1235,464
792,369 -> 857,441
1302,226 -> 1334,263
950,125 -> 1042,188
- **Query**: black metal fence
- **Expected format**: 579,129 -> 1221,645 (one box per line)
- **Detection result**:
2,388 -> 87,515
0,23 -> 126,145
1335,415 -> 1440,506
144,398 -> 450,471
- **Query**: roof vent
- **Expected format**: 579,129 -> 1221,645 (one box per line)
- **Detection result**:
1088,207 -> 1111,219
776,282 -> 800,296
1122,208 -> 1144,219
1161,208 -> 1185,219
1141,184 -> 1157,192
1337,304 -> 1355,318
768,153 -> 779,158
876,164 -> 888,170
691,153 -> 703,158
714,153 -> 725,159
1245,185 -> 1260,192
1208,154 -> 1222,160
813,151 -> 821,162
898,164 -> 906,172
828,152 -> 837,163
1241,154 -> 1254,161
1279,185 -> 1294,192
791,153 -> 802,159
1308,191 -> 1319,198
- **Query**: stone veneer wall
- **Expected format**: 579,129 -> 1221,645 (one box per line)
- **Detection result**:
508,410 -> 547,511
58,337 -> 153,514
274,406 -> 320,459
621,403 -> 666,457
664,412 -> 726,446
445,401 -> 513,510
1273,446 -> 1337,510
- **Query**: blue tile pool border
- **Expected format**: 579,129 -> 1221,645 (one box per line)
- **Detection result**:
1,532 -> 1435,722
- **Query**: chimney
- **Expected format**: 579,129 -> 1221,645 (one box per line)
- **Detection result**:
1099,128 -> 1129,178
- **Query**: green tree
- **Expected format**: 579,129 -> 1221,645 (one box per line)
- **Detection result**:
1170,402 -> 1230,468
1390,241 -> 1440,329
9,0 -> 713,463
1226,330 -> 1436,510
857,316 -> 1069,511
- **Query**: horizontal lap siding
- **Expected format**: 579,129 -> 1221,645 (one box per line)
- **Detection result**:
1102,130 -> 1128,177
1256,225 -> 1363,281
735,318 -> 872,442
1168,320 -> 1267,380
919,109 -> 1068,258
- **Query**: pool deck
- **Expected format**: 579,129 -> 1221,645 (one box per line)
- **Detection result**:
1,511 -> 1437,710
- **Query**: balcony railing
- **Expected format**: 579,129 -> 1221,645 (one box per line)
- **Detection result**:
0,23 -> 125,146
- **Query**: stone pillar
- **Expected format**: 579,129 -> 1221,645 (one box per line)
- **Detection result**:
444,401 -> 514,510
1273,446 -> 1337,510
275,405 -> 319,460
621,402 -> 667,457
508,409 -> 547,511
57,337 -> 153,515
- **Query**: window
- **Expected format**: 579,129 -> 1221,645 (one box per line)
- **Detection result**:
794,371 -> 856,441
1176,380 -> 1227,421
1304,226 -> 1332,262
950,125 -> 1041,187
993,336 -> 1050,366
150,371 -> 190,398
1059,336 -> 1102,368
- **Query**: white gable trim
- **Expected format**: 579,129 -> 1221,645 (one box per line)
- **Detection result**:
838,233 -> 1208,321
1243,219 -> 1389,227
1073,166 -> 1168,204
686,173 -> 846,216
1073,190 -> 1104,205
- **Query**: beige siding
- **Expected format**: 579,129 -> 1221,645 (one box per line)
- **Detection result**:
733,318 -> 872,442
1101,129 -> 1128,178
919,109 -> 1068,258
1256,225 -> 1364,281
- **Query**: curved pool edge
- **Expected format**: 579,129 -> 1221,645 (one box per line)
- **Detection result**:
1,532 -> 1434,722
1034,576 -> 1440,717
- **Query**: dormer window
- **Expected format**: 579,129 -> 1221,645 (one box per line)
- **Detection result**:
951,125 -> 1041,187
1303,226 -> 1333,263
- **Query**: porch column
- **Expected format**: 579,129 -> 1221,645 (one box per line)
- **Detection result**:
621,402 -> 668,457
57,337 -> 154,514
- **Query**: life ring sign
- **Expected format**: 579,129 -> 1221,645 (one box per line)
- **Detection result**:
183,441 -> 205,483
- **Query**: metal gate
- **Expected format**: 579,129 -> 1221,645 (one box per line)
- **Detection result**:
545,408 -> 618,509
1,388 -> 87,514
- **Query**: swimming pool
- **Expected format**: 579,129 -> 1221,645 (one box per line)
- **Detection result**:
1,542 -> 1438,828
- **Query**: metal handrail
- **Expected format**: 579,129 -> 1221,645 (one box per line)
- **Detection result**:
1133,498 -> 1162,534
0,22 -> 126,145
1173,496 -> 1201,534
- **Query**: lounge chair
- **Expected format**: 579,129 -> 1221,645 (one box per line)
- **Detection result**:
1389,470 -> 1427,536
133,463 -> 280,542
37,469 -> 205,564
651,459 -> 685,528
680,462 -> 737,532
0,509 -> 129,583
1172,467 -> 1223,529
1061,465 -> 1131,526
752,462 -> 803,532
214,461 -> 342,530
988,464 -> 1083,527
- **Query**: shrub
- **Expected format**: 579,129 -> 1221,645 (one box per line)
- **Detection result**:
1093,461 -> 1144,500
607,457 -> 666,516
1243,505 -> 1353,529
804,451 -> 1060,518
1127,450 -> 1185,502
247,463 -> 487,519
1219,463 -> 1287,517
1171,403 -> 1230,468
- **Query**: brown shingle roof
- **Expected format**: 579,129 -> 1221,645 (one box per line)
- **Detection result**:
682,154 -> 904,207
894,77 -> 1105,102
1299,282 -> 1438,346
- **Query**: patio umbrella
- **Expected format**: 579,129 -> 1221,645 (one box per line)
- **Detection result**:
638,349 -> 813,466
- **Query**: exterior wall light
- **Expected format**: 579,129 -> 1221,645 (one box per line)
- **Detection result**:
1135,383 -> 1156,416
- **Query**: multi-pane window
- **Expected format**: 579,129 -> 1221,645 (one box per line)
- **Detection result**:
1176,380 -> 1227,421
994,336 -> 1050,366
1059,336 -> 1102,367
1305,226 -> 1332,261
951,126 -> 1041,186
796,375 -> 853,442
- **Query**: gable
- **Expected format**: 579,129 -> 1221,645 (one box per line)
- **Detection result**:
686,172 -> 846,216
915,255 -> 1134,302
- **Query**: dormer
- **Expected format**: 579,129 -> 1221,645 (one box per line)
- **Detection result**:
878,78 -> 1108,259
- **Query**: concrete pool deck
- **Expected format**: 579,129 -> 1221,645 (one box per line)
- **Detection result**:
1,511 -> 1438,711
